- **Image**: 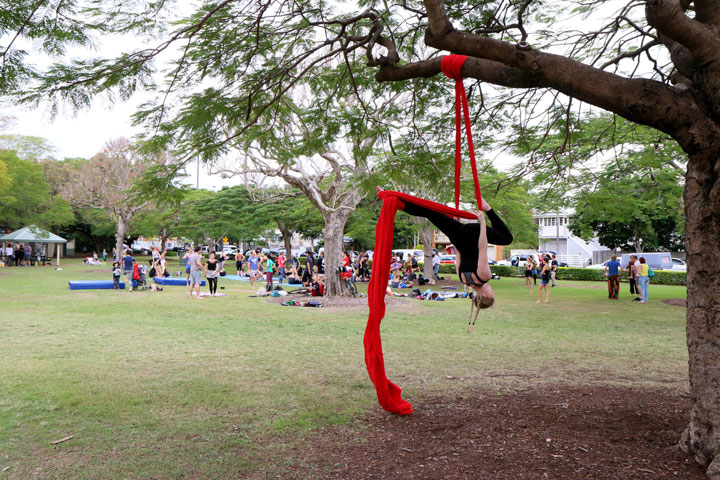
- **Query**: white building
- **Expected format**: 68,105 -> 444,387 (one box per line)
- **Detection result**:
534,211 -> 610,264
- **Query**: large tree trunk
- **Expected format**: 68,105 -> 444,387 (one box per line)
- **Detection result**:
323,209 -> 352,297
160,227 -> 168,251
115,215 -> 129,260
419,223 -> 435,285
276,219 -> 293,257
680,151 -> 720,478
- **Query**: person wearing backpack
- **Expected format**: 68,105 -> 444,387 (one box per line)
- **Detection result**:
637,256 -> 651,304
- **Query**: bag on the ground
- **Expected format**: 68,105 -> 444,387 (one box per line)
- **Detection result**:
148,267 -> 156,278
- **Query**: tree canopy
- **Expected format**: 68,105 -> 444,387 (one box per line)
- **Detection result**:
7,0 -> 720,475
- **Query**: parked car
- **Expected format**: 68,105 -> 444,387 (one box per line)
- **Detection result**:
671,258 -> 687,271
586,260 -> 612,269
222,244 -> 238,255
439,254 -> 456,264
244,248 -> 280,257
509,254 -> 532,267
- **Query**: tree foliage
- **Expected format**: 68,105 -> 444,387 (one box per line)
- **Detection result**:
0,150 -> 72,230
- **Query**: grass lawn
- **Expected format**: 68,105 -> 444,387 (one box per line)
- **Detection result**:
0,258 -> 688,479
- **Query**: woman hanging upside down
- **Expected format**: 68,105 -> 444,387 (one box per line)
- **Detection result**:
376,186 -> 513,312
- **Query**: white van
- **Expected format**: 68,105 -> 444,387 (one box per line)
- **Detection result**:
392,249 -> 424,261
621,252 -> 673,270
222,245 -> 238,255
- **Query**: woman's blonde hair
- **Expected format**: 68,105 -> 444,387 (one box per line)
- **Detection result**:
473,294 -> 495,309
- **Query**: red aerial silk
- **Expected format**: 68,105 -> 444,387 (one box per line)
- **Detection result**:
364,190 -> 477,415
441,54 -> 483,211
364,55 -> 484,415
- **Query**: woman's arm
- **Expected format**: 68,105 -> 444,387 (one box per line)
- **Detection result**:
476,213 -> 492,281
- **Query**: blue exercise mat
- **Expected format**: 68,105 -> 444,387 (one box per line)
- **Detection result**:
69,280 -> 125,290
154,277 -> 205,286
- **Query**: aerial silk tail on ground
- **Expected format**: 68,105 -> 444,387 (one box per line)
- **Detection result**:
364,190 -> 478,415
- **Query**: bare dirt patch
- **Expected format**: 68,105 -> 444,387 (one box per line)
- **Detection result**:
280,386 -> 704,479
663,298 -> 687,308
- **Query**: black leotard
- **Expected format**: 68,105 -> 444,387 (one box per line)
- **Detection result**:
400,200 -> 513,285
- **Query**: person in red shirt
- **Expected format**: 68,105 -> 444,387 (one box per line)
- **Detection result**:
277,253 -> 286,284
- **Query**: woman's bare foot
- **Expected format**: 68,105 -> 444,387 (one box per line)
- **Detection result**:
375,186 -> 384,196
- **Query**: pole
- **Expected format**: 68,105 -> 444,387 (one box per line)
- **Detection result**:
196,158 -> 200,189
556,212 -> 560,254
57,243 -> 61,266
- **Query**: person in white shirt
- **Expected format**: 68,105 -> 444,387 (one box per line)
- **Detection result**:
432,251 -> 441,280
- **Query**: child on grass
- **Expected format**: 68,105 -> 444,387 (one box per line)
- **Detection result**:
112,261 -> 122,289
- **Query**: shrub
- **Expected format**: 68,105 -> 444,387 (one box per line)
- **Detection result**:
490,265 -> 522,277
371,259 -> 686,285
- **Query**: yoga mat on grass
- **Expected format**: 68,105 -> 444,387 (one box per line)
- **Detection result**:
69,280 -> 125,290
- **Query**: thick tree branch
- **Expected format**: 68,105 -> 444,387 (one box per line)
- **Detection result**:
646,0 -> 720,69
417,27 -> 707,145
376,56 -> 544,88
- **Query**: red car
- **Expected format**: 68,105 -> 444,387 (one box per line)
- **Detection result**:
439,255 -> 456,264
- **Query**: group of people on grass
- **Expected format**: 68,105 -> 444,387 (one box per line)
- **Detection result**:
524,253 -> 558,303
111,247 -> 171,292
181,247 -> 358,299
604,254 -> 652,303
1,243 -> 47,266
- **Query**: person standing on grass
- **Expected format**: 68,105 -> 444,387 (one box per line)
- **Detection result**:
525,256 -> 535,294
248,250 -> 261,288
604,254 -> 622,300
303,250 -> 315,286
277,252 -> 286,285
102,249 -> 107,262
188,246 -> 204,299
627,255 -> 638,298
631,255 -> 643,302
122,250 -> 136,292
235,251 -> 244,277
112,261 -> 122,289
182,249 -> 192,286
636,256 -> 650,304
204,252 -> 219,296
551,254 -> 558,287
316,251 -> 325,275
432,251 -> 441,281
538,258 -> 551,303
264,253 -> 275,289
